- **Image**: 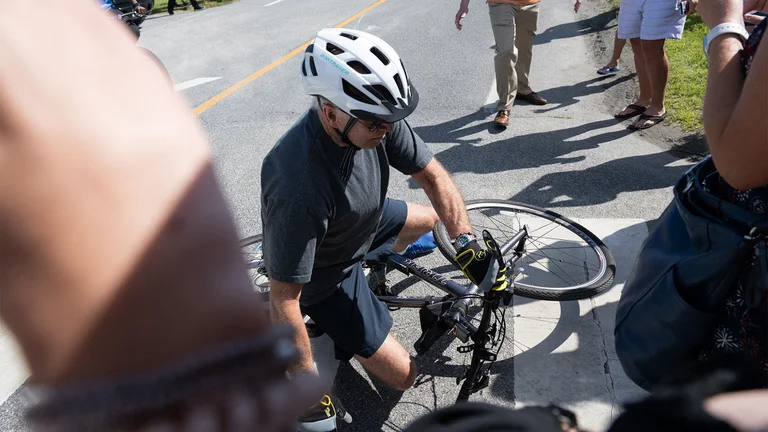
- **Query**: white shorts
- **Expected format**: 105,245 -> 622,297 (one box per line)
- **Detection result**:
617,0 -> 686,40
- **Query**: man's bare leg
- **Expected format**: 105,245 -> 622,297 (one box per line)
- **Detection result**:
355,334 -> 417,391
392,202 -> 438,253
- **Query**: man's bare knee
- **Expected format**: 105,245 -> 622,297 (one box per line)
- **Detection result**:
407,202 -> 438,232
356,335 -> 418,391
391,357 -> 418,391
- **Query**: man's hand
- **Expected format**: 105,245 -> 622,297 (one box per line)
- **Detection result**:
455,0 -> 470,30
131,1 -> 146,14
454,238 -> 504,292
298,394 -> 353,432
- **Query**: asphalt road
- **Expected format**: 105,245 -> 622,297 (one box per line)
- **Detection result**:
1,0 -> 702,430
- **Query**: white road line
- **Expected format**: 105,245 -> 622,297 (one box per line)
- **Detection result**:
264,0 -> 285,6
173,77 -> 222,91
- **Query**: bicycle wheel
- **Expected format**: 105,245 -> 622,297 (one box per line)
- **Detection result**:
240,234 -> 324,337
434,200 -> 615,301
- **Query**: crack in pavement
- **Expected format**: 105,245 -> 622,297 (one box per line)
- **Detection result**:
591,298 -> 619,420
431,374 -> 438,410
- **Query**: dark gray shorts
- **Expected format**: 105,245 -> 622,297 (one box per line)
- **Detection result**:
302,198 -> 407,361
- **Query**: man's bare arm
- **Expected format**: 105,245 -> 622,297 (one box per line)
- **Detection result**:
411,159 -> 472,238
268,280 -> 317,374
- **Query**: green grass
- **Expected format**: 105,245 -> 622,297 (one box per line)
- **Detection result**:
664,14 -> 709,131
150,0 -> 237,14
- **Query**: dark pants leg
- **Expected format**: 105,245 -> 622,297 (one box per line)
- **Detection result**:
169,0 -> 201,13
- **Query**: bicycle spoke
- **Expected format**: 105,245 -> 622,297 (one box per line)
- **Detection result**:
477,215 -> 515,238
525,250 -> 600,272
525,238 -> 600,272
526,220 -> 559,236
530,222 -> 562,241
532,235 -> 594,246
523,244 -> 594,250
483,213 -> 522,234
471,222 -> 515,238
518,246 -> 578,287
524,241 -> 580,286
517,249 -> 577,287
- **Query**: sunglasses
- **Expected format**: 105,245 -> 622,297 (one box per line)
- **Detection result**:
359,119 -> 392,132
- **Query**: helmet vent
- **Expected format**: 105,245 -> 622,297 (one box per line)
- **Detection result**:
340,32 -> 358,41
369,46 -> 390,66
326,43 -> 345,55
301,59 -> 307,76
342,79 -> 377,105
393,73 -> 405,99
309,56 -> 318,76
347,61 -> 371,74
364,84 -> 396,105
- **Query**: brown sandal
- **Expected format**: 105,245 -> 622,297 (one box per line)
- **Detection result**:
628,112 -> 668,130
614,104 -> 648,119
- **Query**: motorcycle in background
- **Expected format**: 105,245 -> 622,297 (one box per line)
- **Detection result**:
100,0 -> 153,39
99,0 -> 170,80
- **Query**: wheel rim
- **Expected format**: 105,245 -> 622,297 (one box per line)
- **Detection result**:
461,203 -> 609,292
240,237 -> 270,294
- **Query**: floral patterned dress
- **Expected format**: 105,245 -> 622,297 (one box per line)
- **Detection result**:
697,18 -> 768,385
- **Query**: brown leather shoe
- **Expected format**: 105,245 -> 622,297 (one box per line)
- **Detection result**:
493,110 -> 510,127
517,92 -> 548,105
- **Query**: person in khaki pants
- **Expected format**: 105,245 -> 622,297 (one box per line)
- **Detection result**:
456,0 -> 549,128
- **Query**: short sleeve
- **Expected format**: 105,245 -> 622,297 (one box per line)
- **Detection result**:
385,119 -> 434,175
261,198 -> 329,284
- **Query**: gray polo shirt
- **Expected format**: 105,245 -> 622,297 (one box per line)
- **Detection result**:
260,109 -> 433,305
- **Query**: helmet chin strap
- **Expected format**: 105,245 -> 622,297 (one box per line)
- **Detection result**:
333,117 -> 361,150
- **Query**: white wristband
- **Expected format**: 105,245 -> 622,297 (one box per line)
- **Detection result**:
703,23 -> 749,61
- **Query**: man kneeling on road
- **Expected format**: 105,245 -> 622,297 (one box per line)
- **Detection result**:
261,28 -> 502,430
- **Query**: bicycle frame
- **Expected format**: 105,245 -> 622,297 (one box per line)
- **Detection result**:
375,227 -> 528,309
375,227 -> 529,402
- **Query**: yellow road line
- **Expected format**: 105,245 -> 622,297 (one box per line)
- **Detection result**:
193,0 -> 389,116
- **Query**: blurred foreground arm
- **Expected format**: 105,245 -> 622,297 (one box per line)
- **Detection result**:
0,0 -> 323,429
700,0 -> 768,190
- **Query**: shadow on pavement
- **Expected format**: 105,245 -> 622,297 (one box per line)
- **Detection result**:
532,74 -> 635,114
509,150 -> 702,208
411,116 -> 634,184
535,10 -> 618,46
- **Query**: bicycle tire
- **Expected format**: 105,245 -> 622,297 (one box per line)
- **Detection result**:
433,200 -> 616,301
240,234 -> 324,338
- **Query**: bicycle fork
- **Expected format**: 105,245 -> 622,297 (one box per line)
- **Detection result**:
455,291 -> 506,403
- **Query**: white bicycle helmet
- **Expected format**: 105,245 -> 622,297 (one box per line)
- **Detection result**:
301,28 -> 419,124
